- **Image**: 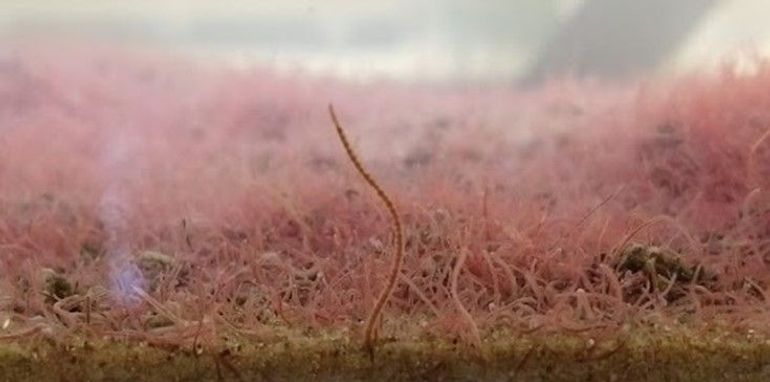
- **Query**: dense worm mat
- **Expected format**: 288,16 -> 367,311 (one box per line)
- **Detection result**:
0,45 -> 770,370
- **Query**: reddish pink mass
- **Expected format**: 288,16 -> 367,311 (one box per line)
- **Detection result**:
1,45 -> 769,343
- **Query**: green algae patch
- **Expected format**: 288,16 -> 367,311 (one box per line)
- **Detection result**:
1,326 -> 770,381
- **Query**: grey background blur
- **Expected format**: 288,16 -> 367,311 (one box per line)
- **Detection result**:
1,0 -> 769,83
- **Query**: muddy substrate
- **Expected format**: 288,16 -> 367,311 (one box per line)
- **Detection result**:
1,325 -> 769,381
